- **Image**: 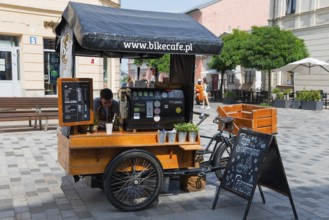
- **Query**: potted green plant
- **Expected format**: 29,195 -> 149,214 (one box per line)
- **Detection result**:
186,123 -> 199,143
296,90 -> 323,110
174,122 -> 189,142
272,88 -> 292,108
223,90 -> 237,104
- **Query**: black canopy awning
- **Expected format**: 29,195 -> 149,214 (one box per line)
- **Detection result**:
55,2 -> 223,58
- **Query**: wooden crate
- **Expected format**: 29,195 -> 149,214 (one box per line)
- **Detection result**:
217,104 -> 277,135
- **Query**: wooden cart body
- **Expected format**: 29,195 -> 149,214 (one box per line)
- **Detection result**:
54,2 -> 223,211
58,131 -> 202,176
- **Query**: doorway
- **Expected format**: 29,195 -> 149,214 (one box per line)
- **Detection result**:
0,48 -> 20,96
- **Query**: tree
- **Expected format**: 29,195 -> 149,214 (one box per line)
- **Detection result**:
208,29 -> 249,99
241,26 -> 309,102
134,54 -> 170,73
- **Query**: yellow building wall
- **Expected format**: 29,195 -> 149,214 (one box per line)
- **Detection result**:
0,0 -> 120,97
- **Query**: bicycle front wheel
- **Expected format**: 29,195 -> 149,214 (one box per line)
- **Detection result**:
213,142 -> 232,181
103,149 -> 163,211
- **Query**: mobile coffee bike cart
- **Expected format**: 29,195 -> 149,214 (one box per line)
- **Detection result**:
55,2 -> 223,211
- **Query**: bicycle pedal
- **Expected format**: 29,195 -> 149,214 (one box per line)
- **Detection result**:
200,161 -> 211,168
198,172 -> 206,177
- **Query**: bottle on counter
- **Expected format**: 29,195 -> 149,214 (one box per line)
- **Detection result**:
112,113 -> 119,132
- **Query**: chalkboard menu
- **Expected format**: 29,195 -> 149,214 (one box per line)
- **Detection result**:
58,78 -> 94,126
221,129 -> 272,199
213,128 -> 298,220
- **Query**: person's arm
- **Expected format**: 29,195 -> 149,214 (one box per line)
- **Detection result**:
93,97 -> 99,113
93,98 -> 101,123
112,100 -> 120,117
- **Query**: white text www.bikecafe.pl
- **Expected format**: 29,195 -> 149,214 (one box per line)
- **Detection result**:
123,41 -> 193,53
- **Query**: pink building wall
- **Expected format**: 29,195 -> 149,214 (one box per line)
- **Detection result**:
195,0 -> 270,36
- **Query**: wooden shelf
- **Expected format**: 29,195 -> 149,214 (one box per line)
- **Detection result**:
68,131 -> 201,149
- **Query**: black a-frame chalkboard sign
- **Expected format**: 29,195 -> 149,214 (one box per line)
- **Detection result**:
212,128 -> 298,220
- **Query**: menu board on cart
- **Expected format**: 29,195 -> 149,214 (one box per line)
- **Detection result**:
58,78 -> 93,126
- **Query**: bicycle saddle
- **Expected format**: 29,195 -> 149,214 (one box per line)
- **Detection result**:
222,117 -> 234,124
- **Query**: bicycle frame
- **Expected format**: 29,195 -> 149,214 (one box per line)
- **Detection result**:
193,111 -> 236,174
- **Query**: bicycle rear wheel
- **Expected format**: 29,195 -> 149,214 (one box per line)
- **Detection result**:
213,142 -> 232,181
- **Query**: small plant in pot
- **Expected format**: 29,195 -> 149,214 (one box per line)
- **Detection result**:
174,123 -> 188,142
223,90 -> 237,104
296,90 -> 322,110
272,88 -> 292,108
186,123 -> 199,143
174,122 -> 194,143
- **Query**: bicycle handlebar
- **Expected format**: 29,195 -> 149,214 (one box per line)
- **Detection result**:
193,111 -> 210,126
213,116 -> 234,125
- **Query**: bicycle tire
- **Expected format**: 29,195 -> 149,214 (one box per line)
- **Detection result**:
213,141 -> 232,181
103,149 -> 163,211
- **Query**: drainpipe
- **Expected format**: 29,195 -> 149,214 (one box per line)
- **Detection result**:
272,0 -> 276,26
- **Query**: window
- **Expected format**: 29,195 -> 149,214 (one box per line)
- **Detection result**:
245,70 -> 254,83
0,36 -> 19,81
286,0 -> 296,15
0,51 -> 12,80
282,71 -> 293,85
43,39 -> 59,95
0,36 -> 19,47
228,74 -> 235,83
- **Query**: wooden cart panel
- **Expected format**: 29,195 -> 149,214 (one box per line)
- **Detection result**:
58,131 -> 202,175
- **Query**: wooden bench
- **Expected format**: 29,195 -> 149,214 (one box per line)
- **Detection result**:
0,97 -> 58,130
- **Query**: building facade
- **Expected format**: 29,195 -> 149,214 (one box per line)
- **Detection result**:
0,0 -> 121,98
186,0 -> 270,94
270,0 -> 329,93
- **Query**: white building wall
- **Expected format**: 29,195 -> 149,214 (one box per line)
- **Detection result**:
270,0 -> 329,93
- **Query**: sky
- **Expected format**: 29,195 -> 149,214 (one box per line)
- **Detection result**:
120,0 -> 211,72
121,0 -> 211,13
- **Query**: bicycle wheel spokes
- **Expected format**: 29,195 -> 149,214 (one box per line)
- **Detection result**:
110,157 -> 158,206
214,142 -> 232,181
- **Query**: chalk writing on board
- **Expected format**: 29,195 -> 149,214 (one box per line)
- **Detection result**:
221,130 -> 272,199
62,81 -> 91,122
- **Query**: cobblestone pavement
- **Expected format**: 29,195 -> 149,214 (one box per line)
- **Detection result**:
1,103 -> 329,220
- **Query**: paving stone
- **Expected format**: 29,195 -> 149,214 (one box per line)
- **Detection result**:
0,185 -> 10,190
0,210 -> 15,218
0,206 -> 13,213
15,212 -> 31,220
31,212 -> 47,220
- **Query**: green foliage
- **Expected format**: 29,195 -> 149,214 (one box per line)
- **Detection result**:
283,89 -> 292,96
209,29 -> 249,72
241,26 -> 309,71
272,88 -> 291,100
224,90 -> 237,98
174,122 -> 199,132
296,90 -> 321,102
259,102 -> 270,106
208,30 -> 249,98
134,54 -> 170,73
133,59 -> 144,67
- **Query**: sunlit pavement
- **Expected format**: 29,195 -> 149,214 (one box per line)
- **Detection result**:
1,102 -> 329,219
